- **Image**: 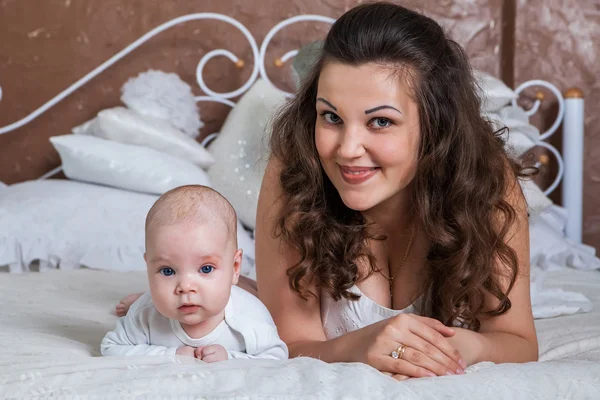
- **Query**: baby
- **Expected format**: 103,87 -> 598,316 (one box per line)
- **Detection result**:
101,185 -> 288,361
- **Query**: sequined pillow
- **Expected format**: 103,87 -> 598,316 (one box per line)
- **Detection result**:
207,79 -> 287,230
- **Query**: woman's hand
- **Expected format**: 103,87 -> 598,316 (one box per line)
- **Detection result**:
347,313 -> 467,380
444,327 -> 485,367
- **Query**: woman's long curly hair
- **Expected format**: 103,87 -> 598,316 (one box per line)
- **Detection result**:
270,2 -> 530,331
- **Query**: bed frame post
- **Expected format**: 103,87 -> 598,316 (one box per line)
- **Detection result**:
562,88 -> 585,243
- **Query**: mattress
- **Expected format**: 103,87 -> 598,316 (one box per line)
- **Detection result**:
1,268 -> 599,399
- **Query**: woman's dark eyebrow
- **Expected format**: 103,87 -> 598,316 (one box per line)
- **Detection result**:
365,105 -> 402,114
317,98 -> 337,111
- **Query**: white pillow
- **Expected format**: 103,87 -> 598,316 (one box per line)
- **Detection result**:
207,79 -> 287,230
473,69 -> 518,113
0,180 -> 257,276
487,105 -> 541,157
50,135 -> 211,195
121,69 -> 203,139
0,180 -> 154,272
530,205 -> 600,271
77,107 -> 214,168
520,178 -> 553,217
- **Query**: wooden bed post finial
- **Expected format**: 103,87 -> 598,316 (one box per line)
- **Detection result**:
535,91 -> 545,101
564,87 -> 584,99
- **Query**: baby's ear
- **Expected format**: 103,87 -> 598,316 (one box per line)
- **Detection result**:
143,253 -> 147,263
231,249 -> 243,285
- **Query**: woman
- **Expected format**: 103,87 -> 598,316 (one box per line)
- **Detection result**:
255,1 -> 537,380
117,1 -> 538,380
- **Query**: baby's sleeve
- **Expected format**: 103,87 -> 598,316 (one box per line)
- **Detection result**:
101,306 -> 179,357
226,286 -> 289,360
228,325 -> 289,360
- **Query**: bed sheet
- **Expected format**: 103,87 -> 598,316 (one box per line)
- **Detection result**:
0,268 -> 599,399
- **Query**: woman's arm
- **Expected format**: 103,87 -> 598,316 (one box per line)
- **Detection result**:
255,158 -> 464,377
255,157 -> 334,360
447,173 -> 538,365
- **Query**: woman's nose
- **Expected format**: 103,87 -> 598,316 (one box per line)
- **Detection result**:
337,126 -> 367,160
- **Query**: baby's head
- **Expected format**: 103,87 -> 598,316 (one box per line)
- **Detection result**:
144,185 -> 241,327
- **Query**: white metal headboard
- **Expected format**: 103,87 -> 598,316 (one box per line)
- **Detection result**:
0,13 -> 585,243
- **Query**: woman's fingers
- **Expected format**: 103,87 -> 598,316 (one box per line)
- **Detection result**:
382,371 -> 411,381
402,335 -> 464,375
372,314 -> 465,378
377,354 -> 437,378
378,337 -> 457,377
401,344 -> 461,376
404,317 -> 465,369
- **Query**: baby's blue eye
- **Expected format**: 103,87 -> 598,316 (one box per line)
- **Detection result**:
200,265 -> 214,274
160,267 -> 175,276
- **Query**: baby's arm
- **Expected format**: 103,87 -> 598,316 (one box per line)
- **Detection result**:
101,309 -> 181,357
226,287 -> 289,360
228,334 -> 287,360
229,324 -> 289,360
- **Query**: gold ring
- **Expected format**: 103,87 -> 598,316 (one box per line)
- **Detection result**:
391,344 -> 407,360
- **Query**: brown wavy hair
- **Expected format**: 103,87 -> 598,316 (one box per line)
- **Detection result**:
269,2 -> 530,331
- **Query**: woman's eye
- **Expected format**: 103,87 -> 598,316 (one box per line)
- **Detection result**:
200,265 -> 214,274
371,117 -> 391,128
323,112 -> 341,124
159,267 -> 175,276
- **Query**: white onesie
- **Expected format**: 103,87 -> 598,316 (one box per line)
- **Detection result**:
101,286 -> 288,360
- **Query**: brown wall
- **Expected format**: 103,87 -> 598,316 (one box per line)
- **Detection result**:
0,0 -> 597,248
515,0 -> 600,247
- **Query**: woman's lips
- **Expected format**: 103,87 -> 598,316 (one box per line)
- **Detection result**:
338,165 -> 379,184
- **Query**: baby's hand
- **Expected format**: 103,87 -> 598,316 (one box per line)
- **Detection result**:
176,346 -> 195,358
195,344 -> 228,363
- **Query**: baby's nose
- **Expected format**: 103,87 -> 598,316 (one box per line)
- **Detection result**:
176,276 -> 198,294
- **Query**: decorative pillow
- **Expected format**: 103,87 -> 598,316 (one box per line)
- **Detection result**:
76,107 -> 214,168
207,79 -> 287,230
121,69 -> 203,139
485,105 -> 551,216
487,105 -> 541,158
50,134 -> 211,195
472,69 -> 518,113
0,180 -> 257,277
291,40 -> 323,88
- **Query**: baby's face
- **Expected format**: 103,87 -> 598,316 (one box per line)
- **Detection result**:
144,221 -> 241,327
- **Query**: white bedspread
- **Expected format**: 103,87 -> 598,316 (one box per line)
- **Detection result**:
1,268 -> 599,399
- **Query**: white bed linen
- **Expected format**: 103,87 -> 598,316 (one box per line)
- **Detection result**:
0,268 -> 599,399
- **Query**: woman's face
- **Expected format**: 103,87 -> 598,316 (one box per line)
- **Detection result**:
315,62 -> 421,213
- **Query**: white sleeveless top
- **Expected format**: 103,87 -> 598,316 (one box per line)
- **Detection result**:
321,285 -> 422,340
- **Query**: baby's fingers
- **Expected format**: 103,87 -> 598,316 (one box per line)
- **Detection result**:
201,353 -> 222,363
